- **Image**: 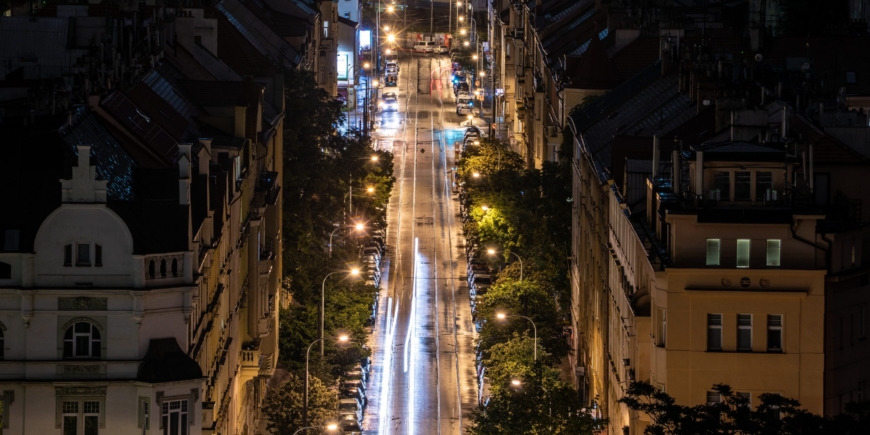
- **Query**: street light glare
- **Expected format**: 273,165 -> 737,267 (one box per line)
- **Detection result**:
479,72 -> 485,77
387,5 -> 394,12
481,205 -> 489,211
459,16 -> 464,21
463,41 -> 470,46
387,34 -> 396,43
472,172 -> 480,178
355,223 -> 364,231
511,379 -> 522,387
364,62 -> 371,69
337,335 -> 350,342
386,48 -> 392,54
496,312 -> 506,319
350,268 -> 360,275
373,80 -> 379,86
371,155 -> 379,161
460,28 -> 467,35
472,54 -> 478,60
367,187 -> 375,193
487,249 -> 496,255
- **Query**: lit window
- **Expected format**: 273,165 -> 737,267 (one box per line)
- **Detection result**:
737,314 -> 752,351
768,315 -> 783,352
736,239 -> 750,268
706,239 -> 720,266
766,239 -> 781,267
707,314 -> 722,351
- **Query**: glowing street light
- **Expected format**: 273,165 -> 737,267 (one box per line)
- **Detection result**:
459,15 -> 464,21
472,172 -> 481,178
511,379 -> 522,387
460,28 -> 467,35
384,25 -> 391,32
479,71 -> 485,77
387,33 -> 396,43
387,5 -> 394,12
472,54 -> 478,60
366,186 -> 375,194
386,48 -> 392,55
464,40 -> 470,47
320,270 -> 359,356
373,80 -> 379,87
364,62 -> 371,69
496,311 -> 537,360
371,155 -> 379,161
304,334 -> 353,426
481,205 -> 489,211
488,249 -> 524,281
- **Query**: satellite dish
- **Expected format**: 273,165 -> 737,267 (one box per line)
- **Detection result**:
801,62 -> 811,73
754,53 -> 763,62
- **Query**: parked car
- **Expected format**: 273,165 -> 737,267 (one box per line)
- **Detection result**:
412,41 -> 436,52
386,59 -> 399,72
339,398 -> 364,423
456,92 -> 474,115
433,45 -> 449,54
470,275 -> 493,297
385,73 -> 397,86
339,413 -> 362,432
345,368 -> 367,384
340,381 -> 367,408
464,126 -> 482,140
361,246 -> 381,262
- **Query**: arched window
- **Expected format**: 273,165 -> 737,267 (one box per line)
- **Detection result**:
159,259 -> 167,277
171,258 -> 179,277
63,322 -> 101,359
148,260 -> 156,278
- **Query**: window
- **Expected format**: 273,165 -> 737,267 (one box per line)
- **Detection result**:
138,397 -> 151,430
63,322 -> 101,359
162,400 -> 189,435
713,171 -> 730,201
76,244 -> 90,267
64,245 -> 73,267
62,400 -> 100,435
737,239 -> 751,268
706,239 -> 720,266
94,245 -> 102,267
0,261 -> 10,279
707,391 -> 722,404
323,21 -> 329,38
756,172 -> 773,201
738,314 -> 752,351
768,315 -> 783,352
656,307 -> 667,347
707,314 -> 722,351
767,239 -> 781,267
735,171 -> 751,201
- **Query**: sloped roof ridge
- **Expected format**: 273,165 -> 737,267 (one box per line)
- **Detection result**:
570,59 -> 662,132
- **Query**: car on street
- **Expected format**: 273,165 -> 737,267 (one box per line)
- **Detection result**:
454,82 -> 469,96
339,413 -> 362,432
379,92 -> 398,112
385,73 -> 397,86
412,41 -> 436,52
456,92 -> 474,115
464,126 -> 482,140
433,45 -> 449,54
340,381 -> 367,408
345,368 -> 367,384
385,59 -> 399,72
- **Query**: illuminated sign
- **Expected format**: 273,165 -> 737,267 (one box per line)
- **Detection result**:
337,53 -> 349,80
360,30 -> 372,51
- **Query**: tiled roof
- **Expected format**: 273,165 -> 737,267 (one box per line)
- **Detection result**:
140,70 -> 206,124
563,33 -> 621,90
215,0 -> 302,69
540,5 -> 595,48
611,37 -> 661,81
100,91 -> 180,164
571,60 -> 661,132
59,106 -> 136,201
0,17 -> 88,80
215,12 -> 278,76
127,77 -> 200,143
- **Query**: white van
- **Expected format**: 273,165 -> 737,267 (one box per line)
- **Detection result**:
412,41 -> 436,53
456,92 -> 474,115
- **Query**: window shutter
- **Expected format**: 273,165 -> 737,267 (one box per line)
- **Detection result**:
737,239 -> 750,268
766,239 -> 781,266
706,239 -> 720,266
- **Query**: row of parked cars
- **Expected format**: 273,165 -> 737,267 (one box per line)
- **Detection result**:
338,356 -> 372,433
337,228 -> 386,433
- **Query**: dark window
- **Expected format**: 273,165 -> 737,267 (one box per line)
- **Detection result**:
63,322 -> 101,359
77,244 -> 90,266
814,173 -> 830,205
171,259 -> 179,277
713,171 -> 730,201
768,315 -> 783,352
64,245 -> 73,267
148,260 -> 156,278
738,314 -> 752,350
160,259 -> 167,277
707,314 -> 722,351
0,261 -> 10,279
735,171 -> 751,201
756,172 -> 773,201
95,245 -> 102,267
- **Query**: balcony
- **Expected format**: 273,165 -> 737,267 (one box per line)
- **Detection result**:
259,239 -> 275,281
253,171 -> 280,210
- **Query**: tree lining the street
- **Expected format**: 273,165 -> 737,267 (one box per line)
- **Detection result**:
267,68 -> 395,434
619,381 -> 870,435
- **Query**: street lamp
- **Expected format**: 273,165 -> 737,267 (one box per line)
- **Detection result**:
329,223 -> 366,258
464,40 -> 470,47
320,271 -> 359,356
511,379 -> 523,387
366,186 -> 375,194
387,33 -> 395,43
293,424 -> 339,435
363,62 -> 371,70
384,25 -> 390,32
387,4 -> 394,12
496,312 -> 537,360
371,155 -> 379,161
460,28 -> 467,35
481,205 -> 489,211
487,249 -> 523,281
472,172 -> 481,178
304,336 -> 350,426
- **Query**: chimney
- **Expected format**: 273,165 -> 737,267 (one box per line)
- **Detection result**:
177,144 -> 192,205
672,149 -> 681,194
781,106 -> 788,139
198,139 -> 212,175
652,135 -> 660,178
695,150 -> 704,198
234,106 -> 247,139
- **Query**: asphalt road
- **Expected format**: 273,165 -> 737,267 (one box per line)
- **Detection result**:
362,51 -> 480,435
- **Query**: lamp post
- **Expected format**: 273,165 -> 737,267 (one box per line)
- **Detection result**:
320,270 -> 359,356
304,336 -> 350,426
496,312 -> 537,360
328,223 -> 365,258
293,424 -> 338,435
487,248 -> 522,281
